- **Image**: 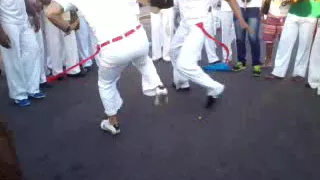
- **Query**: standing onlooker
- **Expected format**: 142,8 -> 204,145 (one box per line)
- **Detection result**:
233,0 -> 263,77
307,20 -> 320,95
150,0 -> 174,62
261,0 -> 290,67
0,0 -> 45,107
217,0 -> 236,62
267,0 -> 320,80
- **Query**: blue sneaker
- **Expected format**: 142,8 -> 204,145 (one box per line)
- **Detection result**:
14,99 -> 31,107
29,92 -> 46,99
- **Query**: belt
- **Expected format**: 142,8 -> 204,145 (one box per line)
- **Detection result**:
100,25 -> 142,47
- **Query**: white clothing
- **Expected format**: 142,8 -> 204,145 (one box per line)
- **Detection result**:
308,22 -> 320,95
269,0 -> 290,17
171,2 -> 224,97
0,22 -> 41,100
56,0 -> 164,116
151,8 -> 174,60
127,0 -> 140,15
0,0 -> 28,24
237,0 -> 263,8
272,13 -> 317,78
63,31 -> 81,75
76,17 -> 93,67
175,0 -> 214,24
218,10 -> 236,61
221,1 -> 232,11
98,28 -> 163,116
56,0 -> 139,45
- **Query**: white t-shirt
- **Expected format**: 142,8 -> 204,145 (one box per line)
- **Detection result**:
54,0 -> 139,44
0,0 -> 29,24
237,0 -> 263,8
176,0 -> 216,24
127,0 -> 140,15
268,0 -> 290,17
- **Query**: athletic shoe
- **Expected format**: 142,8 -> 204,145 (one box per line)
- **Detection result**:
162,56 -> 171,62
14,99 -> 31,107
29,92 -> 46,99
232,62 -> 246,72
206,87 -> 224,108
252,65 -> 261,77
154,86 -> 168,106
40,82 -> 53,89
83,66 -> 92,73
100,119 -> 120,135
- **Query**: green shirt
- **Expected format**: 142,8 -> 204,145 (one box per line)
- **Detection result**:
289,0 -> 320,18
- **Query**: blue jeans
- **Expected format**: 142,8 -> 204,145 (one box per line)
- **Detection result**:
234,7 -> 261,66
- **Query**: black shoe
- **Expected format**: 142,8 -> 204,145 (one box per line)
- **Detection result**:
172,83 -> 190,92
67,71 -> 86,78
205,96 -> 216,109
57,76 -> 65,81
40,82 -> 53,89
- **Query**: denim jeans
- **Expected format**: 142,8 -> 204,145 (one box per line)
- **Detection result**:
234,7 -> 261,66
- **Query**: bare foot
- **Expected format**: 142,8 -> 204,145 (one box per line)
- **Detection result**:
265,74 -> 284,80
291,76 -> 304,82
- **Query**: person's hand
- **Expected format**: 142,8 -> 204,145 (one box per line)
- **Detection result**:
261,14 -> 267,24
70,19 -> 80,31
34,15 -> 41,32
239,19 -> 254,34
0,31 -> 11,49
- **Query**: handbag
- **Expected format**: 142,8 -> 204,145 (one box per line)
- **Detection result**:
261,0 -> 272,15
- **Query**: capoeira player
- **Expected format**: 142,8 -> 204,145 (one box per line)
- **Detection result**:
171,0 -> 249,108
307,20 -> 320,95
0,0 -> 45,107
45,0 -> 168,135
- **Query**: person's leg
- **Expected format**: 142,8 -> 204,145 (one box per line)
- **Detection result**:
35,29 -> 47,84
151,11 -> 163,61
64,31 -> 82,76
76,17 -> 93,68
161,7 -> 174,61
262,15 -> 278,67
308,24 -> 320,89
20,23 -> 42,97
271,13 -> 299,78
234,8 -> 248,69
292,17 -> 317,79
220,11 -> 236,62
170,23 -> 190,89
205,10 -> 219,64
176,25 -> 225,100
246,7 -> 261,73
0,24 -> 29,101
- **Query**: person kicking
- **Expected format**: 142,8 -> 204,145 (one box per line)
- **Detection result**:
44,0 -> 168,135
171,0 -> 250,108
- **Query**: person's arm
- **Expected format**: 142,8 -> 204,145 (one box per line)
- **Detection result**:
46,1 -> 78,33
225,0 -> 252,33
25,0 -> 40,32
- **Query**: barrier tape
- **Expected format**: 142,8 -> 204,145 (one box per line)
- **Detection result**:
196,22 -> 230,64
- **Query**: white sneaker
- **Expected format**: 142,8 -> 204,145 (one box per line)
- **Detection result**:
162,56 -> 171,62
100,119 -> 120,135
154,86 -> 168,106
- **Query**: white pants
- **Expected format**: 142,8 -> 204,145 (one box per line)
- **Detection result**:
202,9 -> 219,63
0,22 -> 41,100
76,17 -> 93,68
151,8 -> 174,60
272,13 -> 317,78
34,28 -> 47,84
63,31 -> 81,75
308,22 -> 320,95
218,11 -> 235,61
98,27 -> 163,116
171,20 -> 225,96
44,18 -> 65,75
